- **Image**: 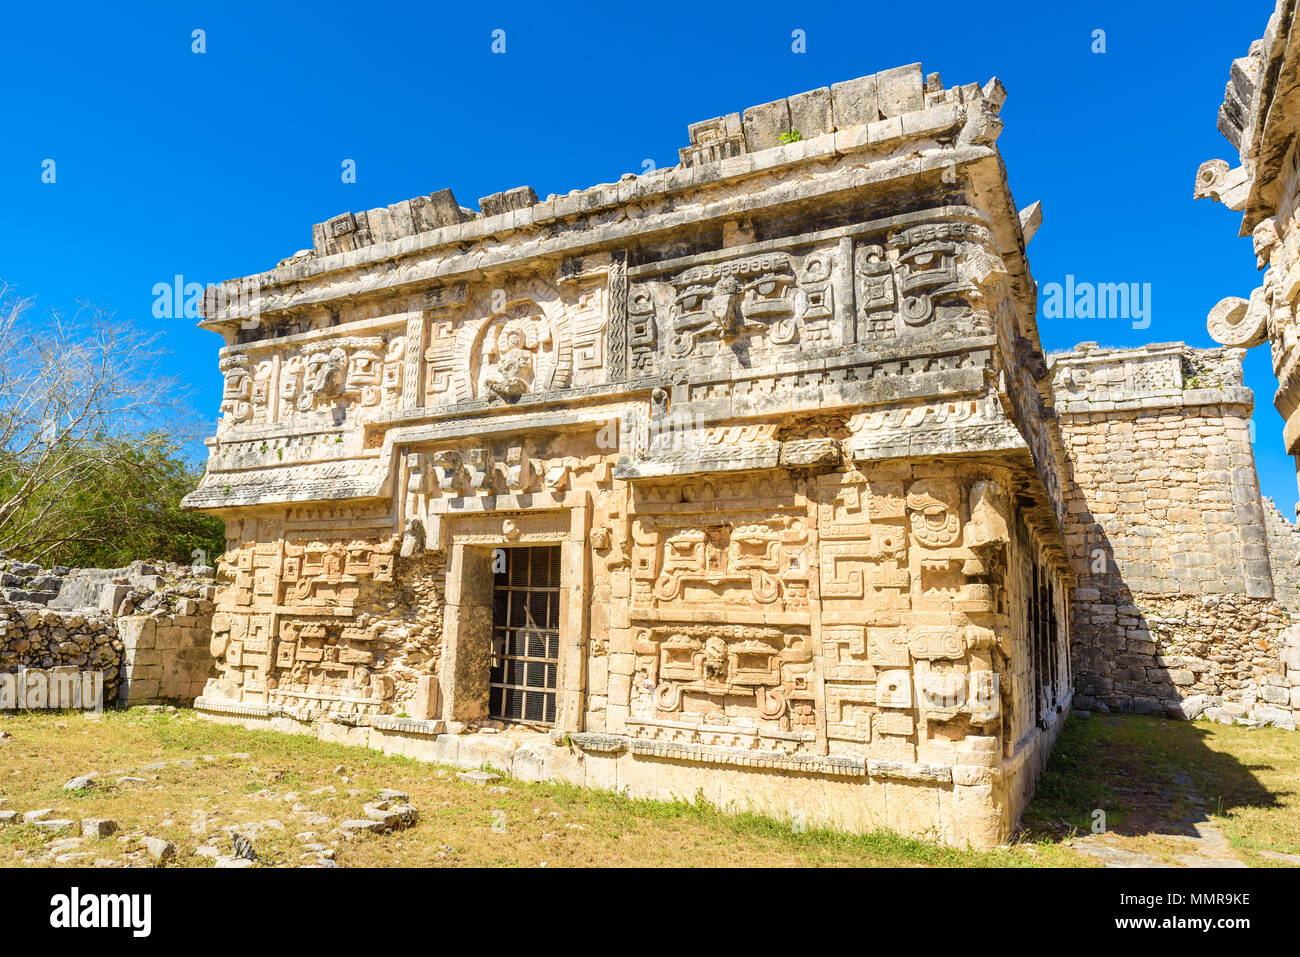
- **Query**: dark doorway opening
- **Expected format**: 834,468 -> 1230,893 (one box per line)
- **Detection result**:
489,545 -> 561,725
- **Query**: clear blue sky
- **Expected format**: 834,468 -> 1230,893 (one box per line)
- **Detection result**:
1,0 -> 1291,509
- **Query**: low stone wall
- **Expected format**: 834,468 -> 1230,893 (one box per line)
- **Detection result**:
118,607 -> 216,705
0,607 -> 122,703
1071,591 -> 1299,728
0,559 -> 218,708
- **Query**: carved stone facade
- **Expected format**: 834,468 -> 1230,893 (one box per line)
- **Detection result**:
186,63 -> 1078,847
1199,0 -> 1300,511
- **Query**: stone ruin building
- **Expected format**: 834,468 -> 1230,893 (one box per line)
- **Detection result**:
179,58 -> 1300,847
1051,342 -> 1298,725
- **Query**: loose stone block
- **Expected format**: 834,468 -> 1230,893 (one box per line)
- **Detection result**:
742,98 -> 791,151
875,63 -> 924,117
830,74 -> 879,127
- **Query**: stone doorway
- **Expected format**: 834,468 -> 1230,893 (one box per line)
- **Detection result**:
489,545 -> 562,725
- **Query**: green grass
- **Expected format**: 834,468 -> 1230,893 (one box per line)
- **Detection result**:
0,708 -> 1078,867
1022,712 -> 1300,865
1,708 -> 1295,867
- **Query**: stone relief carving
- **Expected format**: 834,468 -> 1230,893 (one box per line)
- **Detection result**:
417,269 -> 613,407
217,334 -> 405,431
627,245 -> 841,366
855,217 -> 999,341
630,513 -> 809,611
628,624 -> 816,746
204,532 -> 402,717
905,478 -> 963,548
219,354 -> 252,424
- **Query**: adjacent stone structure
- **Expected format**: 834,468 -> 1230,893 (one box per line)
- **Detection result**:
185,63 -> 1079,846
1052,343 -> 1297,726
1263,495 -> 1300,608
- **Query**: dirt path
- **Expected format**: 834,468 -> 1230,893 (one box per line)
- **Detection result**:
1068,817 -> 1247,868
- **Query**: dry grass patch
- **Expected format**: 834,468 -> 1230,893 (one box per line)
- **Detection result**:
0,708 -> 1077,868
1022,712 -> 1300,865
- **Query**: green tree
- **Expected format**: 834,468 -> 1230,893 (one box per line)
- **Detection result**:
2,437 -> 226,568
0,286 -> 222,567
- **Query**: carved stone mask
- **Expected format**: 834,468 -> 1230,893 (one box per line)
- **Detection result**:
906,478 -> 963,547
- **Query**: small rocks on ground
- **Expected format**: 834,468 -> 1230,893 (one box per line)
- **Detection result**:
142,837 -> 174,862
81,819 -> 118,839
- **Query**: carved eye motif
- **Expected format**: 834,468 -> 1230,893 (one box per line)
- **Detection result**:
744,276 -> 792,301
674,285 -> 710,315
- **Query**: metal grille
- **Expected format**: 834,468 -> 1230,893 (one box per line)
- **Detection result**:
489,545 -> 561,726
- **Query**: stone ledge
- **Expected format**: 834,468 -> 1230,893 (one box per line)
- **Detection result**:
195,697 -> 273,719
1056,385 -> 1253,416
866,759 -> 953,783
360,714 -> 446,735
565,732 -> 627,753
627,737 -> 867,776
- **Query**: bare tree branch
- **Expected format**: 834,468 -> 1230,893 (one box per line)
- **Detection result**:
0,284 -> 208,558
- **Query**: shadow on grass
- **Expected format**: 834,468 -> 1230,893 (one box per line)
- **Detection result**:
1022,712 -> 1283,842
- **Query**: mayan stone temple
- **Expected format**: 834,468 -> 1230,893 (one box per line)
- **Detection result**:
182,59 -> 1300,847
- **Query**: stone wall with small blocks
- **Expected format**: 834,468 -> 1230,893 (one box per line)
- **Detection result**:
0,562 -> 218,708
1052,342 -> 1300,728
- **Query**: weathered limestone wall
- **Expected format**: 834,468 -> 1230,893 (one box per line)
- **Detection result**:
1052,342 -> 1298,727
1262,496 -> 1300,611
197,459 -> 1070,845
117,608 -> 220,706
0,560 -> 219,708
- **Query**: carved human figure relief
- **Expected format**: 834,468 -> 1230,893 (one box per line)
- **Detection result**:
301,346 -> 347,409
467,300 -> 566,401
219,354 -> 252,425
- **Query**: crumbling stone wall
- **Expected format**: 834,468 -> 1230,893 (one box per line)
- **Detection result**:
1262,496 -> 1300,612
0,607 -> 122,703
0,559 -> 71,605
0,558 -> 218,707
1052,342 -> 1297,727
